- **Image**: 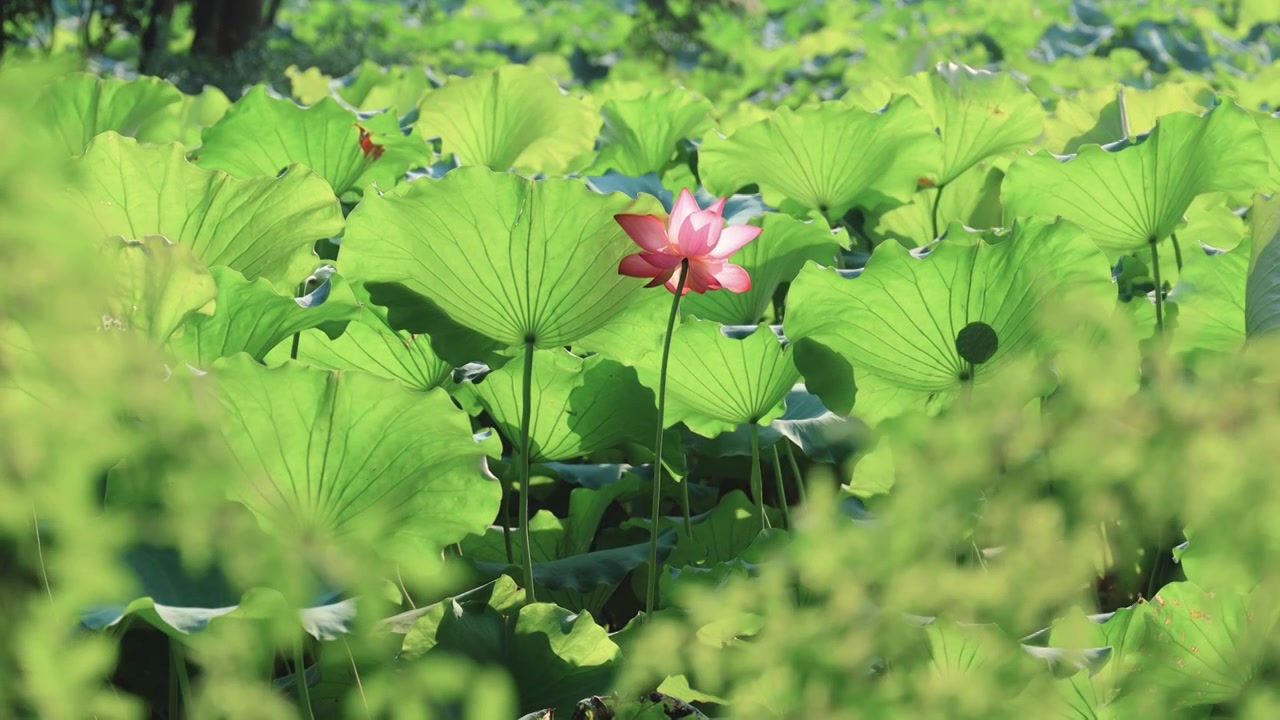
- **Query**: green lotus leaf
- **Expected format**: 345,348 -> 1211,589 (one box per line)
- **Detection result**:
263,307 -> 454,391
285,65 -> 333,105
334,60 -> 431,113
210,355 -> 501,561
591,88 -> 714,177
846,61 -> 1046,187
635,318 -> 799,439
171,266 -> 359,367
1046,605 -> 1164,718
1001,98 -> 1271,260
845,436 -> 895,499
455,349 -> 657,462
416,64 -> 600,175
1246,194 -> 1280,337
1040,82 -> 1212,154
681,214 -> 845,325
865,164 -> 1005,248
633,489 -> 773,572
697,96 -> 941,222
195,85 -> 430,197
175,84 -> 231,148
1255,110 -> 1280,190
1167,242 -> 1247,357
71,133 -> 343,291
36,72 -> 185,156
1138,582 -> 1280,708
785,218 -> 1112,422
341,166 -> 662,355
107,234 -> 216,345
400,576 -> 620,716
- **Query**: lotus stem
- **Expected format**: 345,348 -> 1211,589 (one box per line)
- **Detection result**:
518,337 -> 537,604
770,445 -> 790,530
646,259 -> 690,620
295,637 -> 314,720
783,441 -> 807,504
1150,237 -> 1164,334
931,183 -> 945,241
1170,231 -> 1183,273
750,423 -> 767,532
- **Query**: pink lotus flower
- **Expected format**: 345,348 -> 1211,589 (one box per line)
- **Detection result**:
616,188 -> 762,295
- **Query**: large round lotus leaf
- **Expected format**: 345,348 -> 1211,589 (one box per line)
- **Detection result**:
1167,241 -> 1247,357
1139,582 -> 1280,708
70,133 -> 344,291
210,355 -> 501,561
36,72 -> 185,156
107,234 -> 216,345
1043,606 -> 1167,718
1039,82 -> 1213,154
1001,98 -> 1271,260
416,64 -> 600,175
681,213 -> 845,325
195,85 -> 430,196
455,349 -> 658,462
170,266 -> 359,367
634,318 -> 799,438
697,96 -> 941,222
845,61 -> 1046,187
591,88 -> 713,177
341,166 -> 661,354
784,218 -> 1113,422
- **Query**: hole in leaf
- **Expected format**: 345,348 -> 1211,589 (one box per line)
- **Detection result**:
955,321 -> 998,366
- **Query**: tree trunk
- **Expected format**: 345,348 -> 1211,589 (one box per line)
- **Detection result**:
191,0 -> 264,59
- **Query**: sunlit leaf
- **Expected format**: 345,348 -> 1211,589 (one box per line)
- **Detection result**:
342,166 -> 661,357
1002,98 -> 1270,259
592,88 -> 714,176
785,218 -> 1112,421
107,234 -> 216,345
698,96 -> 940,222
210,355 -> 500,561
71,133 -> 343,290
416,64 -> 600,175
36,72 -> 184,156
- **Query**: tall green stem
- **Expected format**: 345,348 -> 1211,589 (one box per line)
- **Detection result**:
930,183 -> 946,241
770,446 -> 790,530
1150,238 -> 1164,334
749,423 -> 767,532
294,638 -> 314,720
518,338 -> 537,603
645,260 -> 690,620
783,441 -> 807,504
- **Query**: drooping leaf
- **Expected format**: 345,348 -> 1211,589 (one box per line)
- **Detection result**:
1167,241 -> 1248,357
171,266 -> 359,367
36,73 -> 185,156
341,166 -> 662,357
591,88 -> 714,176
1040,82 -> 1212,154
455,349 -> 658,462
697,96 -> 941,222
866,164 -> 1005,248
1246,194 -> 1280,337
846,61 -> 1046,187
681,214 -> 845,325
195,85 -> 430,197
1002,98 -> 1271,260
400,576 -> 620,716
263,307 -> 454,391
106,234 -> 216,345
210,355 -> 501,561
415,64 -> 600,175
71,133 -> 343,291
785,218 -> 1112,421
634,319 -> 799,439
